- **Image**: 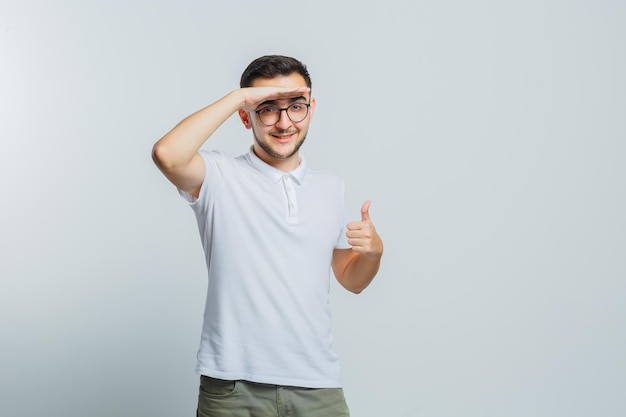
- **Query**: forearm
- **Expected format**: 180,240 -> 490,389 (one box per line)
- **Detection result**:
336,252 -> 382,294
152,90 -> 244,169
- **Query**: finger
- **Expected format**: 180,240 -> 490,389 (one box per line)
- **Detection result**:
346,229 -> 371,239
347,239 -> 374,254
288,86 -> 310,93
268,86 -> 310,99
244,87 -> 310,110
347,237 -> 366,247
361,200 -> 371,222
346,221 -> 363,230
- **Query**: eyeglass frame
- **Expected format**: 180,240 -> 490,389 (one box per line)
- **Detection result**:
252,102 -> 311,126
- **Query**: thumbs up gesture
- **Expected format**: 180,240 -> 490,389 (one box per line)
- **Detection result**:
346,200 -> 383,258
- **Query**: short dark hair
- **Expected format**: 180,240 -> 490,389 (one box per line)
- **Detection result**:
240,55 -> 312,89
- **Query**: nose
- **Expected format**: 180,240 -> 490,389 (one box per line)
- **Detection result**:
275,108 -> 292,129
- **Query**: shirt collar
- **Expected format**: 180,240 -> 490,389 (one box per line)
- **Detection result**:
245,147 -> 307,185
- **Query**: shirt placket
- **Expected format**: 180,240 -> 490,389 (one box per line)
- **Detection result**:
282,174 -> 299,222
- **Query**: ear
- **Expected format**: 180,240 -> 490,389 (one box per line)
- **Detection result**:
238,108 -> 253,130
308,97 -> 316,122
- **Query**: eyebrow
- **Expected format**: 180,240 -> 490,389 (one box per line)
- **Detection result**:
258,96 -> 307,107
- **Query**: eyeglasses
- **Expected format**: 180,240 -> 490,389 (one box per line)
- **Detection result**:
253,102 -> 311,126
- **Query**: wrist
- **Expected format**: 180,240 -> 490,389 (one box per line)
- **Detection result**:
226,89 -> 247,110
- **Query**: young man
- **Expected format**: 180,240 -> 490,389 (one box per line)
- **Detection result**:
152,55 -> 383,417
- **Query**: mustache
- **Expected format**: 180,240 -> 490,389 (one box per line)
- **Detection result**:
272,129 -> 298,135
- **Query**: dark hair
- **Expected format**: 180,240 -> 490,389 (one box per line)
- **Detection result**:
240,55 -> 312,89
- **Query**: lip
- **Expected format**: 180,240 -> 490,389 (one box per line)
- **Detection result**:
272,133 -> 295,143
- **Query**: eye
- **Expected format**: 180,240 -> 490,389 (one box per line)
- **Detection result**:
259,107 -> 277,114
290,103 -> 305,112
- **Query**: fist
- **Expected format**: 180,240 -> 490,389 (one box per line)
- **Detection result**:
346,200 -> 383,257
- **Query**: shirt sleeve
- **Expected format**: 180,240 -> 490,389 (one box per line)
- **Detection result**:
334,181 -> 352,250
178,150 -> 226,211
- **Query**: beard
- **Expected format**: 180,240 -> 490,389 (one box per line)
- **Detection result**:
253,129 -> 308,160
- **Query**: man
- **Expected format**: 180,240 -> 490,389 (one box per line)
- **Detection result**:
152,55 -> 383,417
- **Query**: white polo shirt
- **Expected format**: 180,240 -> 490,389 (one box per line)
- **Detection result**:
180,148 -> 351,388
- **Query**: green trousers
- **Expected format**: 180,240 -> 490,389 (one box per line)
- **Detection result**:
196,376 -> 350,417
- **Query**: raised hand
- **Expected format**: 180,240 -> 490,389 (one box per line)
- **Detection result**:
346,200 -> 383,257
241,86 -> 311,112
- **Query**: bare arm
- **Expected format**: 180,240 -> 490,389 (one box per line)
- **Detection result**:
152,86 -> 310,197
332,200 -> 384,294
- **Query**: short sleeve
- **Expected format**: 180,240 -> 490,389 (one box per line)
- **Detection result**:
178,150 -> 227,210
334,182 -> 352,250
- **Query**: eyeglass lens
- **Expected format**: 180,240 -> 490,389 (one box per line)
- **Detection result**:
257,103 -> 309,125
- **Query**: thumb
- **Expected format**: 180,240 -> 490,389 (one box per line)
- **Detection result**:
361,200 -> 371,222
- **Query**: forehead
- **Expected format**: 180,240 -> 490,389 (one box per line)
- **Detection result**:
251,72 -> 308,89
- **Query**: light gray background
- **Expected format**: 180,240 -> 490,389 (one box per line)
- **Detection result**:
1,1 -> 624,416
